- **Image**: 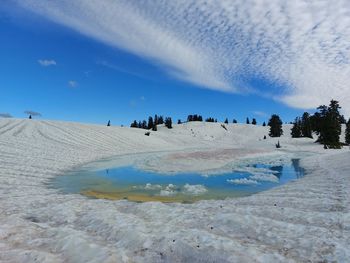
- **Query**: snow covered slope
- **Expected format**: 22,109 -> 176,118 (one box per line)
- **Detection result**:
0,118 -> 349,262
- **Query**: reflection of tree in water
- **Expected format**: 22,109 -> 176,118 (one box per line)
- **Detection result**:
291,159 -> 305,178
270,166 -> 283,179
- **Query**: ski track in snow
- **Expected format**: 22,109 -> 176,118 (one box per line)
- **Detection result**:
0,119 -> 349,262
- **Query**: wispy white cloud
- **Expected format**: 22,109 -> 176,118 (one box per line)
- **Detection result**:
68,80 -> 78,88
0,113 -> 12,118
38,59 -> 56,67
252,111 -> 268,118
24,110 -> 41,117
17,1 -> 350,115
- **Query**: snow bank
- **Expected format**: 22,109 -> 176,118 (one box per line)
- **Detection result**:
0,119 -> 349,262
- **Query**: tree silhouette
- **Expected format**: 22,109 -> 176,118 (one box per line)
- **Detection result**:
147,116 -> 154,130
165,117 -> 172,129
291,117 -> 302,138
268,114 -> 283,137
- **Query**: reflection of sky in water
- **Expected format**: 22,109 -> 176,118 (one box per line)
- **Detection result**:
51,159 -> 304,202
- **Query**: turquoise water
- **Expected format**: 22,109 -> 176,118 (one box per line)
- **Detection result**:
52,159 -> 304,203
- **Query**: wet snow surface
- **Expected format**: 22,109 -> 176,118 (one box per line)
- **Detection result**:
0,119 -> 349,262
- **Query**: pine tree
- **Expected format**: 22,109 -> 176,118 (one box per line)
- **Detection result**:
147,116 -> 154,130
291,117 -> 302,138
158,116 -> 164,125
142,120 -> 147,129
268,114 -> 283,137
327,100 -> 342,148
198,115 -> 203,121
107,120 -> 111,127
165,117 -> 172,129
262,122 -> 266,126
177,119 -> 182,124
340,115 -> 346,124
246,117 -> 250,124
29,115 -> 32,119
233,119 -> 237,123
300,112 -> 312,138
312,100 -> 342,148
252,118 -> 257,125
187,115 -> 193,122
152,115 -> 158,131
345,119 -> 350,145
276,141 -> 281,148
224,118 -> 228,124
131,120 -> 138,128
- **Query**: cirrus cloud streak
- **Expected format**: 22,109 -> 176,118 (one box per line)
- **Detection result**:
14,0 -> 350,115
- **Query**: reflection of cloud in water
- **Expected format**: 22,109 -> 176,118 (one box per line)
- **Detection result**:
183,184 -> 208,196
250,173 -> 279,183
133,183 -> 208,196
227,178 -> 259,185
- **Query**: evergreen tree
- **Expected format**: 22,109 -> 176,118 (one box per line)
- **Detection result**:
233,119 -> 237,123
142,120 -> 147,129
345,119 -> 350,145
147,116 -> 154,130
301,112 -> 312,138
246,117 -> 250,124
177,119 -> 182,124
131,120 -> 138,128
188,114 -> 203,122
252,118 -> 257,125
327,100 -> 342,147
29,115 -> 32,119
165,117 -> 172,129
215,119 -> 217,123
262,121 -> 266,126
268,114 -> 283,137
276,141 -> 281,148
291,117 -> 302,138
224,118 -> 229,124
107,120 -> 111,127
152,114 -> 158,131
312,100 -> 342,148
158,116 -> 164,125
340,115 -> 346,124
138,121 -> 142,128
206,117 -> 215,122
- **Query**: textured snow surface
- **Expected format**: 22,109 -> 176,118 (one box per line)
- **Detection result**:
0,119 -> 349,262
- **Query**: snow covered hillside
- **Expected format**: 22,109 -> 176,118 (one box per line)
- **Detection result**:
0,118 -> 349,262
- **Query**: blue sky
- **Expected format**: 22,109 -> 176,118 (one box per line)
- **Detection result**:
1,1 -> 349,125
